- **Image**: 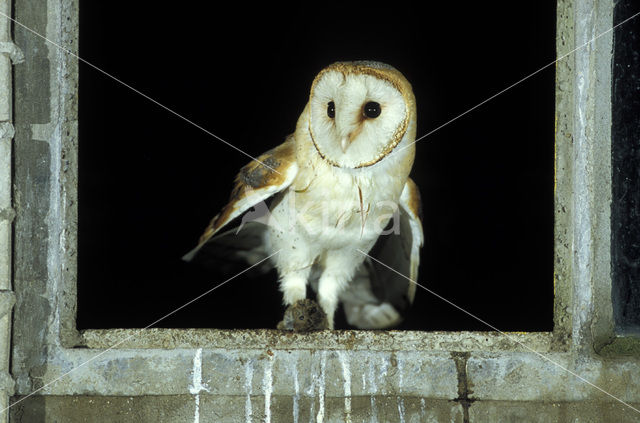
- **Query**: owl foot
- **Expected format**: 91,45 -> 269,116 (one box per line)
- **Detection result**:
277,299 -> 329,332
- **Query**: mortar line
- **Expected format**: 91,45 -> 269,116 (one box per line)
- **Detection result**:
0,11 -> 282,175
394,9 -> 640,155
356,249 -> 640,415
2,250 -> 281,415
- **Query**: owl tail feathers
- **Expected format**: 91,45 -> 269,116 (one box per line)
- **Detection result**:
337,263 -> 405,329
343,302 -> 403,329
182,221 -> 273,276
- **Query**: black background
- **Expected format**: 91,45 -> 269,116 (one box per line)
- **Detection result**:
612,0 -> 640,335
78,2 -> 556,331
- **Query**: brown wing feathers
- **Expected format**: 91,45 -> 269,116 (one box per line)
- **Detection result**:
198,138 -> 296,245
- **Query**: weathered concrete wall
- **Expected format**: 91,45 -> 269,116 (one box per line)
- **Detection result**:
8,343 -> 640,421
9,396 -> 640,423
11,0 -> 55,399
10,396 -> 467,423
6,0 -> 640,422
0,0 -> 21,420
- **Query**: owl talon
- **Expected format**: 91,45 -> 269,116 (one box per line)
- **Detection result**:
278,299 -> 328,332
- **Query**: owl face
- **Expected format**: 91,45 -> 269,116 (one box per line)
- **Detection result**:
307,62 -> 415,169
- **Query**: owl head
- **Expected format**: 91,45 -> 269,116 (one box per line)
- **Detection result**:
306,61 -> 416,169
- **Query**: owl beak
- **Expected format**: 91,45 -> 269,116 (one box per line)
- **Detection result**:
340,126 -> 362,152
340,136 -> 351,153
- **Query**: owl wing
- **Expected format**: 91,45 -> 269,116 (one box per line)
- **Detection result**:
183,136 -> 298,262
340,177 -> 423,329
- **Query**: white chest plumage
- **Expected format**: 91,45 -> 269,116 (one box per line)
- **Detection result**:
269,142 -> 409,253
269,170 -> 396,253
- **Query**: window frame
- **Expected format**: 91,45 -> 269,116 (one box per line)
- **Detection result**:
9,0 -> 640,412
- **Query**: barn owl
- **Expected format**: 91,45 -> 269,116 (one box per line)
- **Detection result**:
185,61 -> 423,330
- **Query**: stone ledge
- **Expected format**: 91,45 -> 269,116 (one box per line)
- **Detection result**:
80,328 -> 556,353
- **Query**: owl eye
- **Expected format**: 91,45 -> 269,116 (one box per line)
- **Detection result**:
327,101 -> 335,119
363,102 -> 381,118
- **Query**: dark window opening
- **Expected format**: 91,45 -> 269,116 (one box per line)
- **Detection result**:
612,0 -> 640,336
78,2 -> 555,331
